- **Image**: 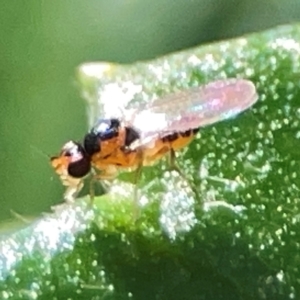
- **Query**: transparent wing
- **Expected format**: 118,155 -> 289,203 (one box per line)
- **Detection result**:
78,62 -> 145,129
129,78 -> 258,147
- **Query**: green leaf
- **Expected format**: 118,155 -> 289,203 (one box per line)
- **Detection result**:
2,23 -> 300,299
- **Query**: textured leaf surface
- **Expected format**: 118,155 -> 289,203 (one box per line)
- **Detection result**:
1,24 -> 300,299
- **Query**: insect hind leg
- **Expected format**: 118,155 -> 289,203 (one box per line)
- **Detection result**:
168,148 -> 190,179
131,149 -> 145,220
168,148 -> 198,196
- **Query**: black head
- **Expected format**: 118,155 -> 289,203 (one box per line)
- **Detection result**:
60,141 -> 91,178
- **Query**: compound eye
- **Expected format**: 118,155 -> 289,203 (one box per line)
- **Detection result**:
92,118 -> 120,141
60,141 -> 91,178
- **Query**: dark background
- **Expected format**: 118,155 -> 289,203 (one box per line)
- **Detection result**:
0,0 -> 299,221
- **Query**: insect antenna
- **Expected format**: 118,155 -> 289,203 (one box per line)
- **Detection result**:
29,144 -> 51,161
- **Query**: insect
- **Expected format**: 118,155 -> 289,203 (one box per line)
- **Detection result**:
51,78 -> 258,202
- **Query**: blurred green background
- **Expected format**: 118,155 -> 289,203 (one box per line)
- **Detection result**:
1,0 -> 300,221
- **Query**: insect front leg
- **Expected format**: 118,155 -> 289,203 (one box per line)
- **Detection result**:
88,165 -> 118,202
64,182 -> 84,203
58,175 -> 84,203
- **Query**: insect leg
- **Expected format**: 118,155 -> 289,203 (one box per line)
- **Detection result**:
168,148 -> 181,173
168,148 -> 198,196
88,166 -> 118,202
64,181 -> 84,203
89,172 -> 96,203
132,149 -> 144,220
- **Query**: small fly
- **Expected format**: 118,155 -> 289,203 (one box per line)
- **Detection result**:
51,78 -> 258,202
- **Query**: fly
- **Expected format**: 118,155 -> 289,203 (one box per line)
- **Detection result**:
51,78 -> 258,202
